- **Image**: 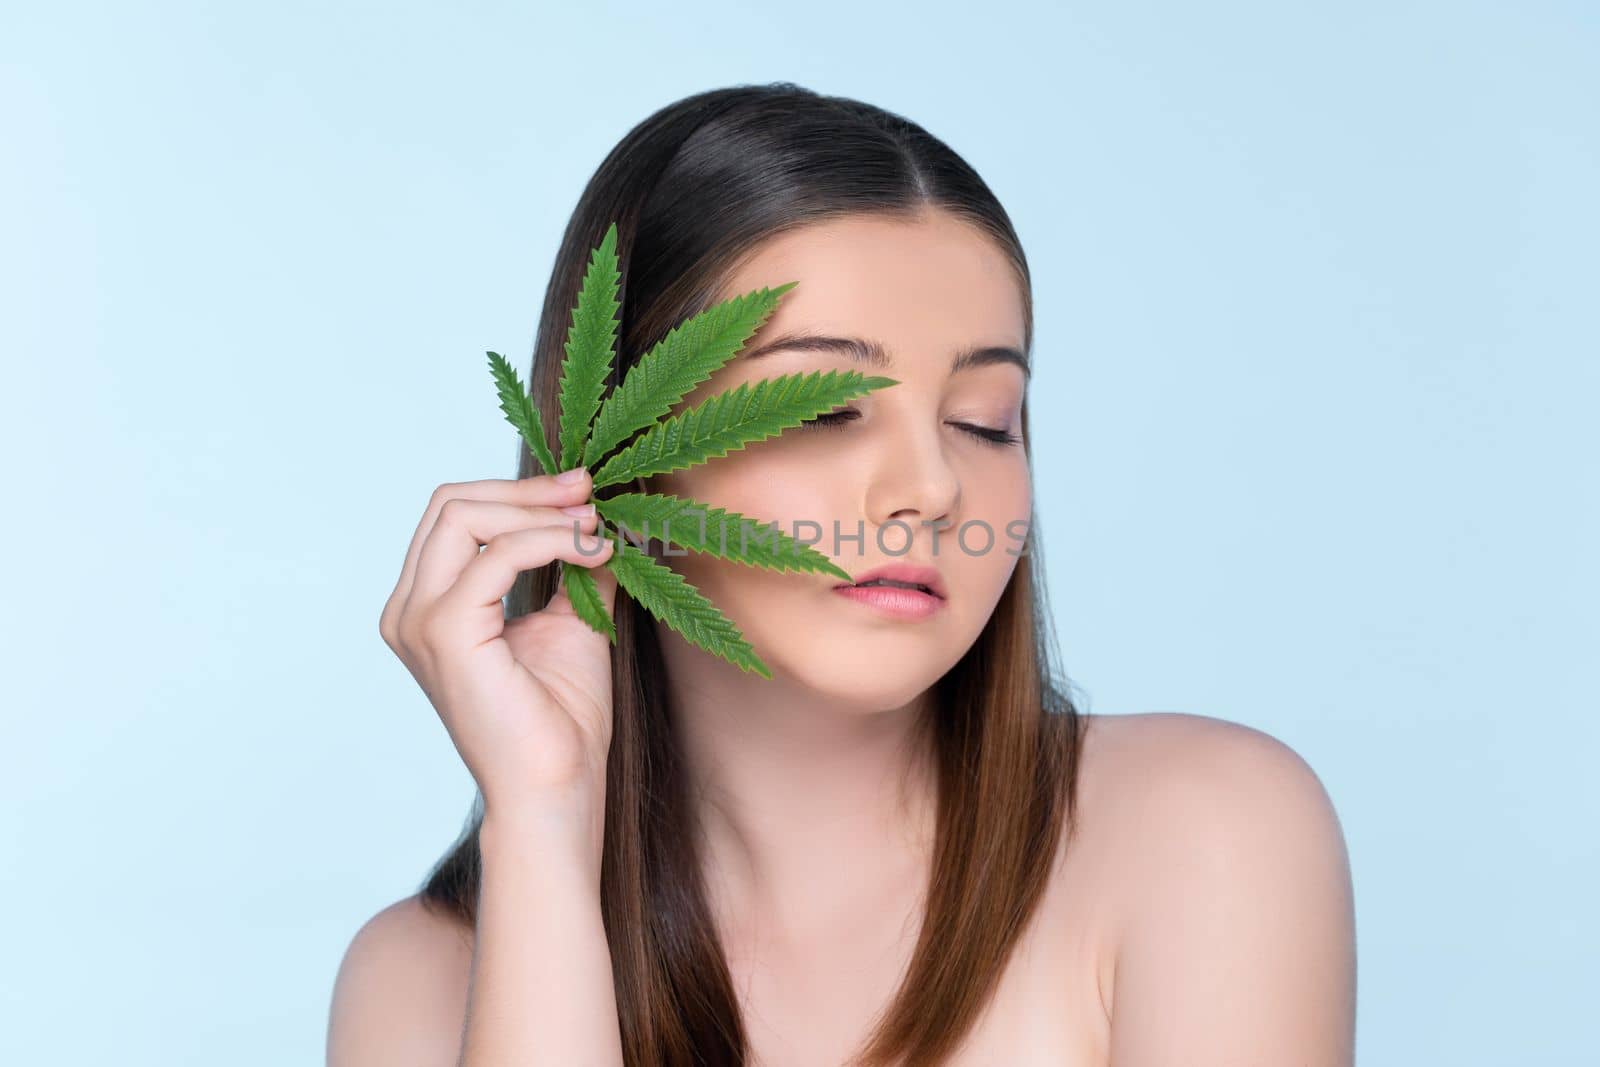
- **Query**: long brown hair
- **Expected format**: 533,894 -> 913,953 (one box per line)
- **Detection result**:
418,82 -> 1088,1067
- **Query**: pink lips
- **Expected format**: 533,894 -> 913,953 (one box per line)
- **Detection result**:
832,583 -> 946,619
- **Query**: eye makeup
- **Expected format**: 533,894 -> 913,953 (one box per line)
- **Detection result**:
798,408 -> 1021,447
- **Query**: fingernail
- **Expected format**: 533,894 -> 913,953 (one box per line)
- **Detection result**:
561,503 -> 595,517
556,466 -> 587,484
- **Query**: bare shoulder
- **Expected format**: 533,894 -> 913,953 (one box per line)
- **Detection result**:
326,894 -> 475,1067
1073,712 -> 1356,1064
1073,710 -> 1351,895
1076,709 -> 1341,814
1066,710 -> 1352,901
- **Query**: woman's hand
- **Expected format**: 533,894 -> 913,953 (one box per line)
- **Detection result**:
379,468 -> 618,837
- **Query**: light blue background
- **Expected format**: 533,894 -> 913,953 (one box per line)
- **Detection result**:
3,2 -> 1594,1063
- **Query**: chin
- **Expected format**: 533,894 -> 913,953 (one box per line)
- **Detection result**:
781,667 -> 939,714
749,623 -> 969,713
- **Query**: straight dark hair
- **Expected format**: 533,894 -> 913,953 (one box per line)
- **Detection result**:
418,81 -> 1087,1067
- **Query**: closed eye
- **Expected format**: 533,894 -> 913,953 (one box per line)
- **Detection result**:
799,409 -> 1021,447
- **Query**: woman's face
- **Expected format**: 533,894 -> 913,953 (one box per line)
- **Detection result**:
640,208 -> 1032,711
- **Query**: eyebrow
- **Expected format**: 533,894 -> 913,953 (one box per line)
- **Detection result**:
739,332 -> 1030,381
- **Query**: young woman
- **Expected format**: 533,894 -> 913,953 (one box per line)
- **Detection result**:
327,84 -> 1356,1067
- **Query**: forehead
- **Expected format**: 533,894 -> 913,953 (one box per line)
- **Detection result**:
712,211 -> 1027,359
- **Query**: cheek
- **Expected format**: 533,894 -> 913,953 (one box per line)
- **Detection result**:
946,467 -> 1030,586
653,444 -> 836,526
967,457 -> 1030,529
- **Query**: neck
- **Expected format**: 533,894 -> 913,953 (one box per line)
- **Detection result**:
657,628 -> 940,945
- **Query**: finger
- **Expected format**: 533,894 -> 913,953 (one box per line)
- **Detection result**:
399,471 -> 593,597
389,471 -> 592,610
436,524 -> 615,622
408,498 -> 599,609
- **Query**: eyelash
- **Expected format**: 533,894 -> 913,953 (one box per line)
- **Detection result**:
800,409 -> 1022,447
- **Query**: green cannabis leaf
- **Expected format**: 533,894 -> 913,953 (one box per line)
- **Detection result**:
594,492 -> 851,582
581,283 -> 799,469
486,220 -> 898,679
591,368 -> 893,490
486,351 -> 559,477
557,560 -> 615,643
556,223 -> 621,472
606,538 -> 769,678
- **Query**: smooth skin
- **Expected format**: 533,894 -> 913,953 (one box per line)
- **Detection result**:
327,209 -> 1356,1066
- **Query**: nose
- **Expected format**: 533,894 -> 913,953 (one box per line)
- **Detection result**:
862,418 -> 961,538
